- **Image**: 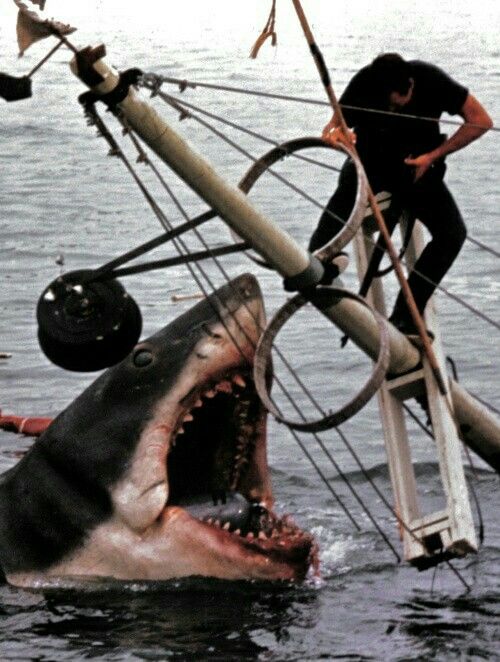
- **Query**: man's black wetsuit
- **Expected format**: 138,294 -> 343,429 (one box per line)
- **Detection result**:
309,61 -> 469,323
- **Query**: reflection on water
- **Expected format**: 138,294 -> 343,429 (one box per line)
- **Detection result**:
2,580 -> 319,660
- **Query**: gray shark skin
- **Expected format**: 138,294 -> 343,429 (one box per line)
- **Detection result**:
0,274 -> 315,588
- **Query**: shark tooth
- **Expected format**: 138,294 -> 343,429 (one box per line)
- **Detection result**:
232,374 -> 246,388
183,413 -> 194,422
222,522 -> 231,531
204,389 -> 216,399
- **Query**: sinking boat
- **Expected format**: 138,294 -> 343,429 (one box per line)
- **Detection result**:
1,0 -> 499,583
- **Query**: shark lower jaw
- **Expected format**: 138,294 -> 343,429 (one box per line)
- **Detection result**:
159,506 -> 317,583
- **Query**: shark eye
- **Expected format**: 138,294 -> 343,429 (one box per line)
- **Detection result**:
133,349 -> 153,367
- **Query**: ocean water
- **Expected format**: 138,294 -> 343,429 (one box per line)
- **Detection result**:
0,1 -> 499,659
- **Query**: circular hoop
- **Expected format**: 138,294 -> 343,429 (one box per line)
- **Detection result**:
253,287 -> 390,432
232,137 -> 368,268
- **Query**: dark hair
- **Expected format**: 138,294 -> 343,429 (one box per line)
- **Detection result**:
369,53 -> 412,96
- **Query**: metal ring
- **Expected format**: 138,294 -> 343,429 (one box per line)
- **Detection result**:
232,137 -> 369,268
253,287 -> 390,432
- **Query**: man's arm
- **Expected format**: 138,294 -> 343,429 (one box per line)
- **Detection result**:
404,94 -> 493,180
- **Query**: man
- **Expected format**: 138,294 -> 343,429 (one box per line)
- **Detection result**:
311,53 -> 492,335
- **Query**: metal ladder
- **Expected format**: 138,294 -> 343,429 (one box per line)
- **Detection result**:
355,194 -> 477,568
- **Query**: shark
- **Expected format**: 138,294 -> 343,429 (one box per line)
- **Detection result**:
0,274 -> 316,587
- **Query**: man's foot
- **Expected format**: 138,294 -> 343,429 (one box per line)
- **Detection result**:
320,252 -> 349,285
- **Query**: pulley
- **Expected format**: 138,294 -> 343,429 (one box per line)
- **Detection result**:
37,270 -> 142,372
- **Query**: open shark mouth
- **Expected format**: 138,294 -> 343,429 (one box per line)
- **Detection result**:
162,366 -> 317,582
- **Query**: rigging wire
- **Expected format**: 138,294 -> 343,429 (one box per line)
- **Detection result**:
462,391 -> 500,417
144,82 -> 500,334
145,73 -> 500,134
466,235 -> 500,260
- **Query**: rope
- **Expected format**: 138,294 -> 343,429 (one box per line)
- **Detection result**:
466,235 -> 500,259
26,39 -> 64,78
249,0 -> 277,59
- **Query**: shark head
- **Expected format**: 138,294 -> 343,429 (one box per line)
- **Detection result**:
0,274 -> 316,587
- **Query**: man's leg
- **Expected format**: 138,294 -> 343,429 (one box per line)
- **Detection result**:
308,159 -> 357,253
390,179 -> 466,326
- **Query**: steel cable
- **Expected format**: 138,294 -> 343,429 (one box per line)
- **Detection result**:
143,73 -> 500,134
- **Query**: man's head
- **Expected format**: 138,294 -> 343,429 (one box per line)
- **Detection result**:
370,53 -> 414,109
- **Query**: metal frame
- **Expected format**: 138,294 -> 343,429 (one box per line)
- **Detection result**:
356,195 -> 477,565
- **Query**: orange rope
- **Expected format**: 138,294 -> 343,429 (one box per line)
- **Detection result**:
250,0 -> 277,59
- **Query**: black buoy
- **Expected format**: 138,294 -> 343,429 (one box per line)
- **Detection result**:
37,270 -> 142,372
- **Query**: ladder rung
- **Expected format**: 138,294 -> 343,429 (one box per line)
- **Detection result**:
386,368 -> 426,400
410,510 -> 449,538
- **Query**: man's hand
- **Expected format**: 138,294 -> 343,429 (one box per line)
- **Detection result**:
404,153 -> 435,181
405,94 -> 493,182
322,125 -> 357,148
